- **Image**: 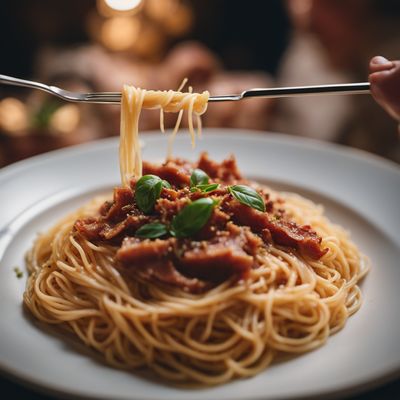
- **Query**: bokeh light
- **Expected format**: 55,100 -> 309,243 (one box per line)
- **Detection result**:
97,0 -> 143,17
162,3 -> 193,36
101,16 -> 140,51
49,104 -> 80,134
0,98 -> 28,134
105,0 -> 142,12
146,0 -> 178,22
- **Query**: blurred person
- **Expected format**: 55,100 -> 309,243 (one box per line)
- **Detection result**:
273,0 -> 400,162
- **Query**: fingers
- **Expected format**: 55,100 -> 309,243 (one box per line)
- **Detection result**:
369,56 -> 394,73
368,56 -> 400,121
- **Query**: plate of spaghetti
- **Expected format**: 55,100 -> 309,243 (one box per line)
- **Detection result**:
0,85 -> 400,400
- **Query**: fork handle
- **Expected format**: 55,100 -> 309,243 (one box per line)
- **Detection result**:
0,74 -> 53,94
209,82 -> 371,102
243,82 -> 371,99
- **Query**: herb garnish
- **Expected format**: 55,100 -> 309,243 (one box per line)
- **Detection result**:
189,169 -> 220,193
135,222 -> 169,239
161,180 -> 171,189
171,198 -> 218,238
135,198 -> 217,239
195,183 -> 220,193
228,185 -> 265,212
135,175 -> 164,214
13,267 -> 23,279
190,169 -> 209,188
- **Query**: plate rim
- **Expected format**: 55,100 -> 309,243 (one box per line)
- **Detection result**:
1,128 -> 399,182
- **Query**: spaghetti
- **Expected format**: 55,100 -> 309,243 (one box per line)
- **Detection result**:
24,85 -> 369,386
119,85 -> 209,186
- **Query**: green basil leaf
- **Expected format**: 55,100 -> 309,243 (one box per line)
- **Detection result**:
135,175 -> 163,214
162,180 -> 171,189
190,169 -> 209,188
228,185 -> 266,212
196,183 -> 220,193
171,198 -> 217,238
135,222 -> 169,239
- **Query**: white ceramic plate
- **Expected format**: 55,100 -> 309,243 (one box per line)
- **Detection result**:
0,129 -> 399,400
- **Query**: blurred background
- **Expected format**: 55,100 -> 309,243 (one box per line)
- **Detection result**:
1,0 -> 400,168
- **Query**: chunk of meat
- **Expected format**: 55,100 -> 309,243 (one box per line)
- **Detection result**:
142,160 -> 190,188
75,186 -> 148,242
74,218 -> 103,241
101,214 -> 150,240
178,224 -> 261,282
223,198 -> 327,259
196,152 -> 242,183
75,214 -> 149,242
117,237 -> 174,264
102,187 -> 135,222
223,199 -> 270,232
159,187 -> 181,201
266,220 -> 328,260
136,261 -> 207,293
155,197 -> 188,222
117,238 -> 206,292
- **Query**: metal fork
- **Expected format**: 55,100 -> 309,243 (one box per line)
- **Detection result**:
0,74 -> 370,104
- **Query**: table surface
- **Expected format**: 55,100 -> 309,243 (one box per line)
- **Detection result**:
1,372 -> 399,400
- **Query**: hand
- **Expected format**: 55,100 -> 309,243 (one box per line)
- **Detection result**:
369,56 -> 400,121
